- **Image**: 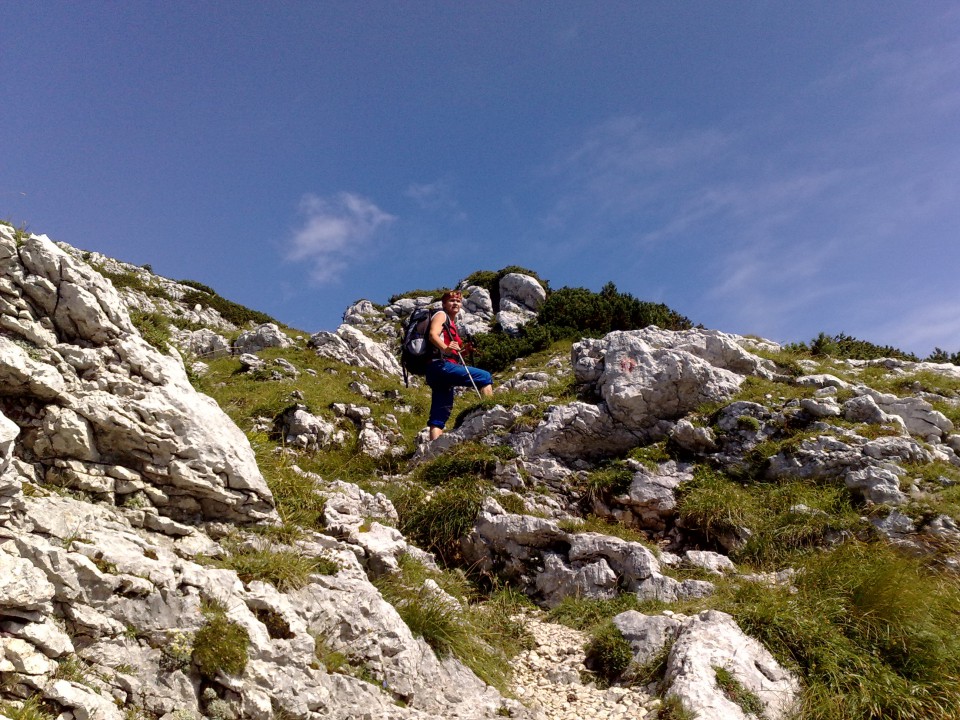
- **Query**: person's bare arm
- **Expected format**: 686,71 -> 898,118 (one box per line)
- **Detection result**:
429,313 -> 460,354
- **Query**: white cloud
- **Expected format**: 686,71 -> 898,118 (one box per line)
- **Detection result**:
405,180 -> 467,222
287,192 -> 395,283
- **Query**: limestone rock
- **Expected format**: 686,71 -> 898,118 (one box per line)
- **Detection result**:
663,610 -> 800,720
309,324 -> 402,375
572,330 -> 749,433
175,327 -> 231,359
233,323 -> 292,354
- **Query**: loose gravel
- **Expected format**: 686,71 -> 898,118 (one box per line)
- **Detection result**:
508,612 -> 662,720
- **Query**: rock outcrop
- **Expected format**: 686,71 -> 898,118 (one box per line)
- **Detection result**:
5,225 -> 960,720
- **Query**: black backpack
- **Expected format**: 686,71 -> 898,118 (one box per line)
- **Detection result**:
399,308 -> 449,385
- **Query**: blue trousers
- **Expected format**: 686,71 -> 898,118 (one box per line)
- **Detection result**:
425,360 -> 493,429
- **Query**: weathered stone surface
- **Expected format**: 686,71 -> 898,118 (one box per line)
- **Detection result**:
0,552 -> 56,612
175,327 -> 231,359
0,236 -> 276,525
670,419 -> 718,453
275,404 -> 341,450
663,610 -> 800,720
46,679 -> 125,720
309,324 -> 402,375
233,323 -> 292,354
612,610 -> 681,666
525,401 -> 643,461
572,330 -> 747,432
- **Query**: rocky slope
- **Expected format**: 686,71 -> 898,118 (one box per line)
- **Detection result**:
1,226 -> 959,720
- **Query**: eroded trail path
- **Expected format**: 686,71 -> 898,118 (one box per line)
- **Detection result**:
509,613 -> 659,720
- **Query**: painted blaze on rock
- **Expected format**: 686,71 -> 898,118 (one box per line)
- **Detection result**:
573,329 -> 748,431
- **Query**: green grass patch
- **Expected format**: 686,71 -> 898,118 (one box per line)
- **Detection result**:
391,478 -> 490,565
415,441 -> 509,486
627,441 -> 673,469
714,665 -> 765,716
559,514 -> 654,546
192,600 -> 250,678
723,542 -> 960,720
130,310 -> 172,351
584,620 -> 634,686
375,557 -> 529,693
208,538 -> 337,591
0,696 -> 57,720
583,461 -> 635,501
546,593 -> 646,631
676,466 -> 761,546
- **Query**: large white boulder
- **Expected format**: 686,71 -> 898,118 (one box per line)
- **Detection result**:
573,330 -> 747,432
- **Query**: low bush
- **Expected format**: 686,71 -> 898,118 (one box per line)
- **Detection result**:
800,332 -> 918,362
468,280 -> 693,373
537,282 -> 692,337
178,278 -> 217,295
584,620 -> 634,686
192,600 -> 250,678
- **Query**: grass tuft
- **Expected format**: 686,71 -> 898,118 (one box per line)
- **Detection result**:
192,600 -> 250,678
724,542 -> 960,719
375,557 -> 529,693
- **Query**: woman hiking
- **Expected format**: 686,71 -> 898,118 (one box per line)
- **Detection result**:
425,290 -> 493,440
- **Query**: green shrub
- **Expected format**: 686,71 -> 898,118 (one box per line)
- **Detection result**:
181,289 -> 277,327
469,281 -> 692,372
470,324 -> 559,374
178,279 -> 218,295
805,332 -> 918,362
192,601 -> 250,678
584,620 -> 633,686
537,282 -> 692,337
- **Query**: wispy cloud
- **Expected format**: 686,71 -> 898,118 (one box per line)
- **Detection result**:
405,180 -> 467,221
287,192 -> 395,283
535,15 -> 960,353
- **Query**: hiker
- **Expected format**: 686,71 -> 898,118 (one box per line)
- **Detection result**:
425,290 -> 493,440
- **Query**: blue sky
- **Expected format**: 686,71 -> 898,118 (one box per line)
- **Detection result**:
4,2 -> 960,356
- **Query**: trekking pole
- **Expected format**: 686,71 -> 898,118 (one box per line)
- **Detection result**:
456,349 -> 484,398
